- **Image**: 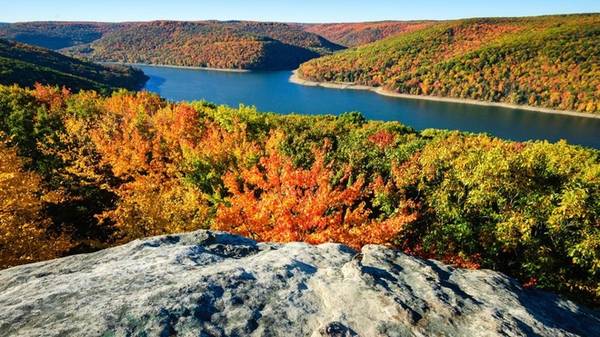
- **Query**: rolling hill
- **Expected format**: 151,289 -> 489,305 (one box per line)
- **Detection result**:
300,21 -> 433,47
0,21 -> 345,70
64,21 -> 344,70
298,14 -> 600,114
0,38 -> 148,92
0,22 -> 120,50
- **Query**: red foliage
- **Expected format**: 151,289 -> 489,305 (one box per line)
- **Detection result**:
304,21 -> 433,47
32,83 -> 71,111
523,278 -> 539,289
215,134 -> 415,249
368,129 -> 396,149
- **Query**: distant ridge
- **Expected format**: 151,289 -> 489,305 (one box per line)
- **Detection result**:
0,21 -> 345,70
300,21 -> 434,47
0,22 -> 121,50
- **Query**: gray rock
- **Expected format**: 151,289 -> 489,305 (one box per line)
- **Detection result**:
0,230 -> 598,337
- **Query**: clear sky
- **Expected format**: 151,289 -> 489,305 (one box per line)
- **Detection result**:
2,0 -> 599,23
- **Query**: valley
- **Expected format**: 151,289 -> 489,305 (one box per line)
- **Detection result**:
2,15 -> 598,114
1,21 -> 345,70
140,64 -> 600,148
0,5 -> 599,334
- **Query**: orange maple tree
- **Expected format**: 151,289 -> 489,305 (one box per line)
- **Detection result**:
216,133 -> 415,249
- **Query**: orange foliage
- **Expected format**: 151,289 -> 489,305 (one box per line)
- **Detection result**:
368,129 -> 396,149
0,139 -> 71,267
32,83 -> 71,111
215,133 -> 415,249
196,119 -> 261,169
92,92 -> 169,177
304,21 -> 433,47
436,23 -> 523,61
85,93 -> 219,239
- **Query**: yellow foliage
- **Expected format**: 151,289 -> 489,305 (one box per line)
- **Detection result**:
0,139 -> 71,268
103,174 -> 211,241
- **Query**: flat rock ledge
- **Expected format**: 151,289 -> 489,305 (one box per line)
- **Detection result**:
0,231 -> 598,337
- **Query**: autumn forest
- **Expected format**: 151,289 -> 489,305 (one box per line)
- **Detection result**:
0,11 -> 599,309
299,15 -> 600,113
1,84 -> 598,304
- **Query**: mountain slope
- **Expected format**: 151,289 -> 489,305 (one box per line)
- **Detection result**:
301,21 -> 433,47
0,21 -> 345,71
61,21 -> 345,70
1,230 -> 599,337
0,22 -> 120,50
298,14 -> 600,114
0,38 -> 147,91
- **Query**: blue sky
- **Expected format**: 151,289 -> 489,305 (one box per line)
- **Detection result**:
2,0 -> 599,23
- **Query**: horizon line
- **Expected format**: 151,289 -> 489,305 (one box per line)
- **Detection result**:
2,11 -> 598,25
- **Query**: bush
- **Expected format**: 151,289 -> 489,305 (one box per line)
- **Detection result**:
0,84 -> 597,304
395,133 -> 600,300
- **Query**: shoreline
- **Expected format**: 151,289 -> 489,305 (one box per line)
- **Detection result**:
289,70 -> 600,120
101,62 -> 252,73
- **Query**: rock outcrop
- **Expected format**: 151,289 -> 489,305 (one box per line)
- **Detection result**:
1,231 -> 598,337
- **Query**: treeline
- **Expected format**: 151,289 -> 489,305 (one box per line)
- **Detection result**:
299,14 -> 600,114
0,38 -> 147,92
63,21 -> 344,70
0,21 -> 345,71
0,84 -> 598,304
0,22 -> 120,50
301,21 -> 433,47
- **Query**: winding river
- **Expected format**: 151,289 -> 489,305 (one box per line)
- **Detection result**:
139,65 -> 600,148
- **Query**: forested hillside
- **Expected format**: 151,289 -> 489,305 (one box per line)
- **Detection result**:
0,21 -> 344,70
0,39 -> 147,91
0,22 -> 119,50
301,21 -> 433,47
1,84 -> 598,305
299,14 -> 600,113
63,21 -> 344,70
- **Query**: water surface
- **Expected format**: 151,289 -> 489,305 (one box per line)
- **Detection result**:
140,65 -> 599,148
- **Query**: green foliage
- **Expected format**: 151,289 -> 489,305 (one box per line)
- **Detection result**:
0,22 -> 119,50
337,111 -> 367,126
0,84 -> 598,305
0,39 -> 148,92
299,14 -> 600,114
396,133 -> 600,300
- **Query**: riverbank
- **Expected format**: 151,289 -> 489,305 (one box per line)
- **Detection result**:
102,62 -> 252,73
289,71 -> 600,120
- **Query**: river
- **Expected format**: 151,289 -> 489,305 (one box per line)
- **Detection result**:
139,65 -> 600,148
